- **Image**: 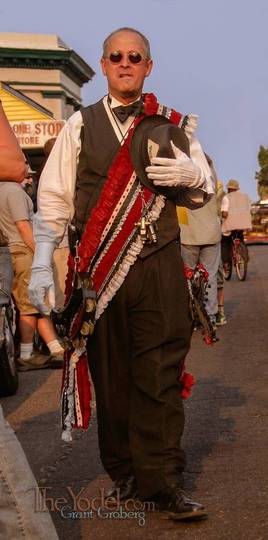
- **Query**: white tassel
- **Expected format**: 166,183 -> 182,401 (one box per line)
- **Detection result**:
61,347 -> 86,441
61,426 -> 72,442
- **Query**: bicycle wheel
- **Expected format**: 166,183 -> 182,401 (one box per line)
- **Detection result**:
223,261 -> 232,280
235,243 -> 248,281
0,306 -> 18,397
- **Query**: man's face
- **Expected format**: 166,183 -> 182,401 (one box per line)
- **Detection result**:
101,31 -> 153,104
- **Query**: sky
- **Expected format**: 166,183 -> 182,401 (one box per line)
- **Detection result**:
1,0 -> 268,200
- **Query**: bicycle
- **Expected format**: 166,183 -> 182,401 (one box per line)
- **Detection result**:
0,289 -> 18,397
223,232 -> 249,281
0,242 -> 18,397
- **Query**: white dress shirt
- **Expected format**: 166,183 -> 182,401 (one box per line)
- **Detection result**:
34,95 -> 212,246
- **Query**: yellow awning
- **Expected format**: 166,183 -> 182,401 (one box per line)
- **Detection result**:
0,82 -> 52,121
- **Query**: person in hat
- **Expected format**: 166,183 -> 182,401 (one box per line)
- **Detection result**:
29,27 -> 213,521
21,160 -> 38,210
221,179 -> 252,268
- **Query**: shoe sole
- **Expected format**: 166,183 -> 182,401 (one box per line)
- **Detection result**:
17,359 -> 63,372
17,364 -> 50,372
165,508 -> 208,521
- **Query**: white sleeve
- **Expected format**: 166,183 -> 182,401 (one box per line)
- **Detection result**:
177,136 -> 214,208
34,110 -> 83,245
189,137 -> 215,196
221,195 -> 229,212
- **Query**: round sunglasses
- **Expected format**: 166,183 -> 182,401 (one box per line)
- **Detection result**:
108,51 -> 144,64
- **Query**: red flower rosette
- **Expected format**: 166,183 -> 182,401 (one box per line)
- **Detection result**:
179,371 -> 195,399
196,263 -> 209,280
204,334 -> 213,346
143,92 -> 159,116
170,109 -> 183,126
184,265 -> 194,280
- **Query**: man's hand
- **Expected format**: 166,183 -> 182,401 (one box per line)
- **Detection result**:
146,141 -> 205,189
15,220 -> 35,252
28,242 -> 56,314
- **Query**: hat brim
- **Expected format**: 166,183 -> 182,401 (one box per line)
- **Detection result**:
130,115 -> 190,195
227,181 -> 240,190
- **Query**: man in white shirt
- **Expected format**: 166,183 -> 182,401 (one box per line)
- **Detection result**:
29,27 -> 212,521
221,179 -> 252,267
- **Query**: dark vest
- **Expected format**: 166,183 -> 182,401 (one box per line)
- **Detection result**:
73,99 -> 180,258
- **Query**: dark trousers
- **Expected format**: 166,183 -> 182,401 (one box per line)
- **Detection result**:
88,240 -> 192,498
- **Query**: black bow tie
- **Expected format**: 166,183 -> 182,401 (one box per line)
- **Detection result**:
112,100 -> 143,123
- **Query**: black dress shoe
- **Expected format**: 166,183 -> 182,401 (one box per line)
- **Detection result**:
105,474 -> 138,504
150,485 -> 208,521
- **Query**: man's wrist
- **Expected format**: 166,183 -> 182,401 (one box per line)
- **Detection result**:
32,241 -> 56,269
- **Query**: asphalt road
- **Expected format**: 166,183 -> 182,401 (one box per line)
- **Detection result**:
1,245 -> 268,540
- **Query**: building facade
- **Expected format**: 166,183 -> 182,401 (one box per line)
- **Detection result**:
0,32 -> 94,172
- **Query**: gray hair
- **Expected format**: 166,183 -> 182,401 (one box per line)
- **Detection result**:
102,27 -> 151,59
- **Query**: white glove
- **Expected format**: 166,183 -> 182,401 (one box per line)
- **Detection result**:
146,141 -> 205,189
28,242 -> 56,315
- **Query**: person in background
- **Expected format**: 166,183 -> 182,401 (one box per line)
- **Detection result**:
215,180 -> 227,326
22,162 -> 38,211
0,101 -> 20,312
221,179 -> 252,268
0,177 -> 64,371
179,154 -> 221,330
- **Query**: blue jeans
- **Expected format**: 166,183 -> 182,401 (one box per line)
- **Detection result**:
0,247 -> 13,306
0,406 -> 59,539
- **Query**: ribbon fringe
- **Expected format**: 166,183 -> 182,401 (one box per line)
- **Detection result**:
96,195 -> 165,319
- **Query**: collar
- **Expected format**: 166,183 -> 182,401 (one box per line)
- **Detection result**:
108,94 -> 142,108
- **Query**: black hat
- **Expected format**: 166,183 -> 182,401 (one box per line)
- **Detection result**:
130,115 -> 190,195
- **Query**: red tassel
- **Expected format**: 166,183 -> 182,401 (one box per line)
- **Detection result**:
180,371 -> 195,400
75,352 -> 92,429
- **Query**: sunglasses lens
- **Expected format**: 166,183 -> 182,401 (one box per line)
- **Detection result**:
129,53 -> 142,64
109,52 -> 122,63
108,52 -> 143,64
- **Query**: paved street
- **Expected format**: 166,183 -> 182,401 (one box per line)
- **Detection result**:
1,245 -> 268,540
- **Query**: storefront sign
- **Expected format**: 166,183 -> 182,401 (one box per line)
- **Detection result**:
9,120 -> 65,148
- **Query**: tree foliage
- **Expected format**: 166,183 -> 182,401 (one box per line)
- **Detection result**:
255,145 -> 268,199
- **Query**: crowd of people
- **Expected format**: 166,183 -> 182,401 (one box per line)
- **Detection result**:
0,132 -> 65,370
0,26 -> 252,525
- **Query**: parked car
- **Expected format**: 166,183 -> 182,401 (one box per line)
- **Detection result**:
244,200 -> 268,244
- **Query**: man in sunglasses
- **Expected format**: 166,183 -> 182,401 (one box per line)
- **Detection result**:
29,27 -> 212,521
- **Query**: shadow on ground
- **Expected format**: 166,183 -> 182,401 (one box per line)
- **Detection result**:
183,377 -> 246,491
